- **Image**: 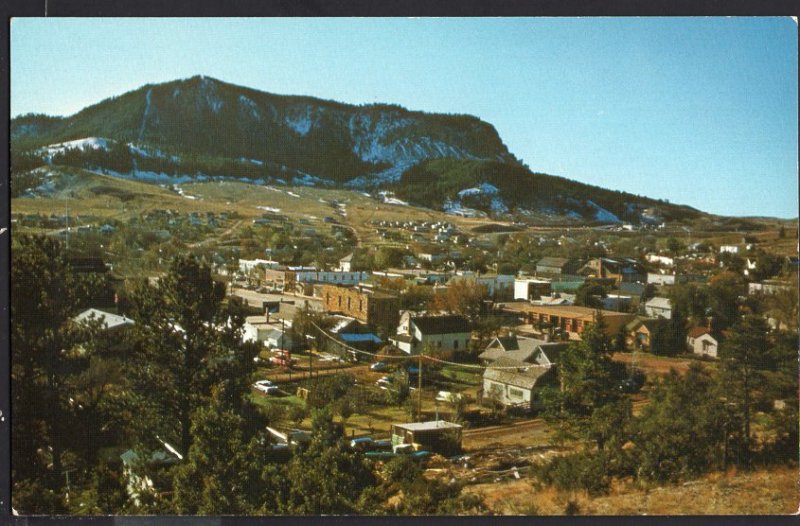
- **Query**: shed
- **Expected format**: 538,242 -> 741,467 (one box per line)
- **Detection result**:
391,420 -> 462,455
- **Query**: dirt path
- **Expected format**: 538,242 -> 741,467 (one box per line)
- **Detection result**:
188,218 -> 244,247
463,418 -> 551,451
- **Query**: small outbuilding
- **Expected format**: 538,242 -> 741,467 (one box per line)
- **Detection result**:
391,420 -> 462,455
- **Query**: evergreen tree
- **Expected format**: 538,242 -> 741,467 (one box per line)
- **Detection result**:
125,255 -> 246,456
719,315 -> 771,466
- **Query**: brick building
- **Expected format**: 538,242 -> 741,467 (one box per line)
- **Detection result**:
505,304 -> 635,341
320,284 -> 399,337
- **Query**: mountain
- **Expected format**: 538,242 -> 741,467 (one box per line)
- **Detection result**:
11,75 -> 702,223
11,75 -> 515,186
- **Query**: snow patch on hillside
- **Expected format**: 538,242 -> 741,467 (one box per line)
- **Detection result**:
285,106 -> 315,136
377,191 -> 409,206
256,206 -> 281,213
490,196 -> 509,214
127,143 -> 176,161
345,161 -> 414,188
586,200 -> 621,223
291,173 -> 334,187
457,182 -> 499,198
238,96 -> 260,120
200,77 -> 223,113
443,200 -> 486,218
44,137 -> 111,156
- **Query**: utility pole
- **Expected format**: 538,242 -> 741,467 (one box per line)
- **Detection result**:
417,346 -> 425,421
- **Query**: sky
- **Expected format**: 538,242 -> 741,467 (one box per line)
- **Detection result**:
10,17 -> 798,218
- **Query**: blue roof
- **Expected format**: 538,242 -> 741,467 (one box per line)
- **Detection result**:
339,333 -> 382,344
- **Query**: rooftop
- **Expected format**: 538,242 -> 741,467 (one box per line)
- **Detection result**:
393,420 -> 462,432
411,314 -> 471,335
503,303 -> 633,319
73,308 -> 134,330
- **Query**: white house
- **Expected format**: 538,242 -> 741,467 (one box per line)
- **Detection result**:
238,258 -> 280,274
243,316 -> 292,349
338,253 -> 354,272
647,273 -> 676,286
390,313 -> 471,354
478,335 -> 568,366
514,278 -> 552,301
644,297 -> 673,319
719,245 -> 739,254
687,327 -> 718,359
482,356 -> 553,410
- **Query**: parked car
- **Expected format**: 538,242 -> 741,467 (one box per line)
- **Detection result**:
370,361 -> 388,372
253,380 -> 279,395
375,376 -> 393,390
253,379 -> 275,392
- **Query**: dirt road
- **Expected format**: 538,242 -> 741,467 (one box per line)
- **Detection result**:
463,418 -> 551,451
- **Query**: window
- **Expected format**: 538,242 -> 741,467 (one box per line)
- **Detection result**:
508,387 -> 524,399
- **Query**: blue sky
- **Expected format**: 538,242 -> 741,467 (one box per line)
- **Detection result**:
10,17 -> 798,218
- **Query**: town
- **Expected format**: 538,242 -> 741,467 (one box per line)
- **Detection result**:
10,195 -> 799,513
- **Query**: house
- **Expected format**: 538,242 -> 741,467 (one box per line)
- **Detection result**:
505,304 -> 635,341
580,257 -> 645,284
478,335 -> 568,366
625,317 -> 663,350
327,315 -> 383,355
321,284 -> 400,337
482,356 -> 555,410
598,294 -> 631,312
719,245 -> 739,254
644,297 -> 672,319
449,272 -> 515,298
338,253 -> 354,272
647,273 -> 676,286
514,278 -> 552,301
73,308 -> 135,333
390,313 -> 471,354
687,327 -> 718,359
535,257 -> 580,276
120,440 -> 182,506
748,280 -> 795,296
391,420 -> 462,455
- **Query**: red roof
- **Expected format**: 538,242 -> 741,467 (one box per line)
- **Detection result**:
688,326 -> 711,338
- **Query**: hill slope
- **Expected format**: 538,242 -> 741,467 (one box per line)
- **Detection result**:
12,75 -> 703,223
12,75 -> 515,186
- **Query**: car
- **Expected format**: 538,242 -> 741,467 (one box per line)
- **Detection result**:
617,373 -> 645,393
370,361 -> 388,372
350,437 -> 375,452
253,380 -> 278,394
375,376 -> 393,389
